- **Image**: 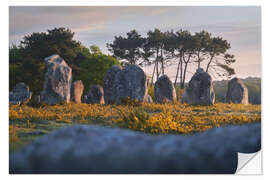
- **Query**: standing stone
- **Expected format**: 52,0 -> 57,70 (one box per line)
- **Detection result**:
71,80 -> 84,104
226,77 -> 248,105
104,65 -> 123,104
154,75 -> 176,103
40,55 -> 72,105
9,83 -> 32,105
114,64 -> 148,104
181,68 -> 215,105
87,85 -> 105,104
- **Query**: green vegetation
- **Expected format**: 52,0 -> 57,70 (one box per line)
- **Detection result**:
74,53 -> 120,94
9,27 -> 120,95
213,77 -> 261,104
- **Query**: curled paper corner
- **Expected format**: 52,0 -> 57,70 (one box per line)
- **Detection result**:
236,151 -> 262,175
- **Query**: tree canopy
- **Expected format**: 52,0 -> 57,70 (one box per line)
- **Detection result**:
108,28 -> 236,87
75,53 -> 120,94
21,27 -> 81,64
9,27 -> 120,95
107,30 -> 145,65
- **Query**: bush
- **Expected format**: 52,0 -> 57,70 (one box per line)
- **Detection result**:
175,87 -> 184,101
74,54 -> 120,94
147,85 -> 155,101
119,97 -> 143,106
116,107 -> 150,130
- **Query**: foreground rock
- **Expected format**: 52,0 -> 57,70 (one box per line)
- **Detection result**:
40,55 -> 72,105
9,83 -> 32,105
154,75 -> 176,103
114,64 -> 148,104
181,68 -> 215,105
226,78 -> 249,105
104,65 -> 122,104
10,123 -> 260,174
86,85 -> 105,104
71,80 -> 84,104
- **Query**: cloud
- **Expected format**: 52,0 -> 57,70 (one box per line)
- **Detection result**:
9,7 -> 111,38
148,8 -> 171,16
9,6 -> 261,79
9,7 -> 171,40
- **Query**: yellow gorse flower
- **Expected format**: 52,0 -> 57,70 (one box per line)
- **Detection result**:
9,102 -> 261,135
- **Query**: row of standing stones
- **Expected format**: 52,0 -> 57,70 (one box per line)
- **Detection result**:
9,54 -> 249,106
9,55 -> 256,174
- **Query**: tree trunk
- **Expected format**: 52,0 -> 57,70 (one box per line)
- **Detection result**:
206,56 -> 213,72
197,51 -> 200,69
182,62 -> 188,88
181,53 -> 191,88
174,55 -> 181,87
161,49 -> 164,75
179,54 -> 183,88
151,62 -> 156,86
156,48 -> 159,80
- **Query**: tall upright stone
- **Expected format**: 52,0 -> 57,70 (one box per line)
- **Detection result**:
226,77 -> 248,105
9,83 -> 32,105
71,80 -> 84,104
87,85 -> 105,104
40,55 -> 72,105
104,65 -> 122,104
181,68 -> 215,105
154,75 -> 176,103
114,64 -> 148,104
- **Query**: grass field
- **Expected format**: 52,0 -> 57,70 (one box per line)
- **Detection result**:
9,102 -> 261,152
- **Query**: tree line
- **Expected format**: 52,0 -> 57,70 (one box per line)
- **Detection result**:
9,27 -> 120,95
9,27 -> 237,96
107,28 -> 236,88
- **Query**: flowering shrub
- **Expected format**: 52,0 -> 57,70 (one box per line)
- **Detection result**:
9,102 -> 261,136
115,104 -> 260,134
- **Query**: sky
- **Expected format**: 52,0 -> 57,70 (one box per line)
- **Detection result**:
9,6 -> 261,81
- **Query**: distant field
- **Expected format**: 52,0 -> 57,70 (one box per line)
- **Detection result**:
213,77 -> 261,104
175,77 -> 261,104
9,103 -> 261,152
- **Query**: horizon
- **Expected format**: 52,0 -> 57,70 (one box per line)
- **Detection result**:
9,6 -> 261,82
